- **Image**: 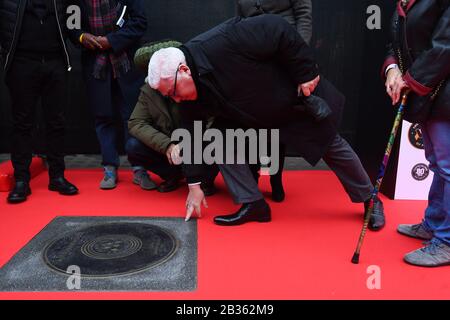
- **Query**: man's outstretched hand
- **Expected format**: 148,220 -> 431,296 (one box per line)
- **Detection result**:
298,75 -> 320,97
185,184 -> 207,222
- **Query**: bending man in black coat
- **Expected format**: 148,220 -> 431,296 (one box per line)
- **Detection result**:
148,14 -> 385,228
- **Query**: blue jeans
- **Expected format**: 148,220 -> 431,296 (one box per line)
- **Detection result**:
421,119 -> 450,246
83,60 -> 144,168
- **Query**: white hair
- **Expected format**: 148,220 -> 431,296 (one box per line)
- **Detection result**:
148,47 -> 186,89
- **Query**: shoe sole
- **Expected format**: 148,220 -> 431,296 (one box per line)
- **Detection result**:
100,185 -> 117,190
48,186 -> 78,195
403,257 -> 450,268
368,224 -> 385,232
397,229 -> 433,241
214,216 -> 272,226
100,180 -> 118,190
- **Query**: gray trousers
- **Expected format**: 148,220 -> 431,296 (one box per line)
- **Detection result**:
323,134 -> 373,203
218,133 -> 373,204
218,163 -> 264,204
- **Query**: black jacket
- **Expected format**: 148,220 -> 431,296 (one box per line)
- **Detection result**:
179,15 -> 344,182
382,0 -> 450,121
0,0 -> 72,73
235,0 -> 313,44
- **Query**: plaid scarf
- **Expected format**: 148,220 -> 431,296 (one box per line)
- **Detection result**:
87,0 -> 130,79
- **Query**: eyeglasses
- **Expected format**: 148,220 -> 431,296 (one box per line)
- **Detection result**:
167,63 -> 182,99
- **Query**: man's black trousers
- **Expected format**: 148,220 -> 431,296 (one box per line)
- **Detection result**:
5,55 -> 67,182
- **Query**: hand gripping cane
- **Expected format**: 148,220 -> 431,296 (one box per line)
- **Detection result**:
351,92 -> 409,264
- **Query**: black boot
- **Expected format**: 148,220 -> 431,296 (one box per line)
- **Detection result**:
364,195 -> 385,231
270,175 -> 285,202
214,199 -> 271,226
48,177 -> 79,195
270,144 -> 285,202
7,181 -> 31,204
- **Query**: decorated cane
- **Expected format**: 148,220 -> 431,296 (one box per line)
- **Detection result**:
351,92 -> 409,264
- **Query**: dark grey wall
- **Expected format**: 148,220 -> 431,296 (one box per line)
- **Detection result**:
0,0 -> 396,164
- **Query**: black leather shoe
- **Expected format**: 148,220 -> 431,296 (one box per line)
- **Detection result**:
7,181 -> 31,204
48,177 -> 78,195
201,181 -> 217,197
157,173 -> 183,193
214,199 -> 271,226
364,195 -> 385,231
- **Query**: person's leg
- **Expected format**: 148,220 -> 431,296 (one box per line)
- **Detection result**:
5,57 -> 41,203
218,163 -> 264,204
41,59 -> 66,180
397,125 -> 438,240
423,120 -> 450,246
117,72 -> 148,186
270,143 -> 286,202
214,163 -> 270,226
420,123 -> 447,235
83,66 -> 119,189
125,137 -> 180,180
7,57 -> 42,184
403,120 -> 450,267
83,67 -> 120,169
322,134 -> 373,202
117,71 -> 145,159
39,59 -> 78,195
249,163 -> 260,182
322,134 -> 384,230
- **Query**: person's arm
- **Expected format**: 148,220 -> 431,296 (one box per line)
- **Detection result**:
231,14 -> 319,86
106,0 -> 147,54
128,87 -> 173,154
403,5 -> 450,96
290,0 -> 313,44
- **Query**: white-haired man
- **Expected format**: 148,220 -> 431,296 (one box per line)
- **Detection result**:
148,14 -> 385,228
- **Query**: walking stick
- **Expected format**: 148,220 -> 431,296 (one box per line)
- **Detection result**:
351,92 -> 409,264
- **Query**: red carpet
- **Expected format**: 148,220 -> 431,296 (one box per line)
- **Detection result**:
0,158 -> 46,192
0,169 -> 448,300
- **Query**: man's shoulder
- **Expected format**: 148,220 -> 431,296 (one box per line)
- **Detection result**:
140,84 -> 160,99
140,84 -> 171,108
